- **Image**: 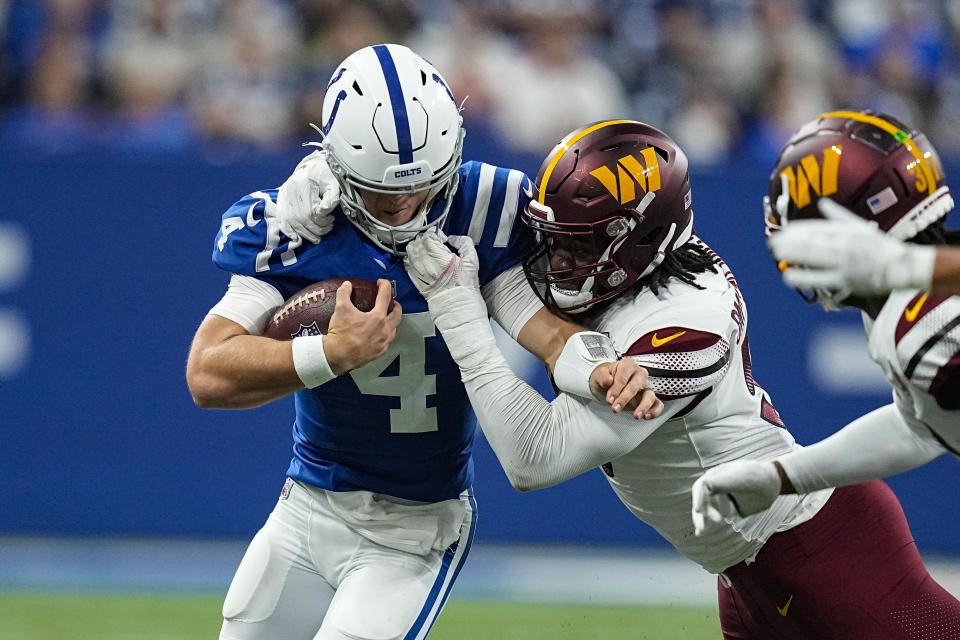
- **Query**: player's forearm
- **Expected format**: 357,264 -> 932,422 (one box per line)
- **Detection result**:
465,365 -> 595,490
431,286 -> 642,489
775,404 -> 945,493
187,333 -> 305,409
516,307 -> 582,373
466,364 -> 671,490
931,247 -> 960,295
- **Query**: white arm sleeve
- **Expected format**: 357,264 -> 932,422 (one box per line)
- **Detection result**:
207,274 -> 285,334
482,264 -> 544,340
429,282 -> 681,491
777,403 -> 947,493
467,356 -> 686,491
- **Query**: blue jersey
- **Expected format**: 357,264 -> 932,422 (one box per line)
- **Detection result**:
213,161 -> 533,502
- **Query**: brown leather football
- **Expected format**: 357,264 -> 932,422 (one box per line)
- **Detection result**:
262,278 -> 384,340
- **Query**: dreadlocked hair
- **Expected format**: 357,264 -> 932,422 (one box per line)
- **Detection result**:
638,240 -> 720,296
909,216 -> 960,247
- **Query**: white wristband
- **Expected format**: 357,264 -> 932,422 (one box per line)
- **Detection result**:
291,335 -> 336,388
553,331 -> 618,400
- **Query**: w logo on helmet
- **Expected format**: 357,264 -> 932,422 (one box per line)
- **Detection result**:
590,147 -> 662,204
780,146 -> 842,209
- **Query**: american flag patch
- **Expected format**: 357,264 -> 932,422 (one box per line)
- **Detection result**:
866,187 -> 898,214
684,189 -> 692,209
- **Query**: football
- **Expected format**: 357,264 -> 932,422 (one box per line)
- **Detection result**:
263,277 -> 384,340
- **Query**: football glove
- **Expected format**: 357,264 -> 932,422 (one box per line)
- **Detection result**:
769,198 -> 936,294
404,231 -> 480,301
276,150 -> 339,244
691,460 -> 781,536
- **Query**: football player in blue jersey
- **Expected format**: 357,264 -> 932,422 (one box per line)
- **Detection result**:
186,44 -> 658,640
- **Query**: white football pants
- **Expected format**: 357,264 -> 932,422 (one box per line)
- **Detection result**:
219,479 -> 476,640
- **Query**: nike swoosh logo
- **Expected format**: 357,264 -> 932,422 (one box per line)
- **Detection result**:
904,292 -> 929,322
522,178 -> 534,199
651,331 -> 686,348
246,190 -> 277,227
777,594 -> 793,617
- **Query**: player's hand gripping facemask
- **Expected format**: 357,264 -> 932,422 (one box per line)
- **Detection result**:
404,230 -> 480,301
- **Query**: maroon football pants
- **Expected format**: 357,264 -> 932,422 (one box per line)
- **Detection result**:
718,480 -> 960,639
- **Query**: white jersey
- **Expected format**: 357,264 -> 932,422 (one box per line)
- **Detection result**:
584,242 -> 831,572
462,239 -> 831,574
864,289 -> 960,454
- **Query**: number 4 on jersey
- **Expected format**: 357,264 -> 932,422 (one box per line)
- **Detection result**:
217,192 -> 298,272
349,313 -> 438,433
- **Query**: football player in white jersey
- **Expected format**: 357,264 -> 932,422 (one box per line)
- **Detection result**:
403,120 -> 960,638
187,45 -> 654,640
692,111 -> 960,531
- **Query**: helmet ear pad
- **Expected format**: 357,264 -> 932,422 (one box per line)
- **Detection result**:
522,120 -> 694,313
766,110 -> 954,308
319,44 -> 465,254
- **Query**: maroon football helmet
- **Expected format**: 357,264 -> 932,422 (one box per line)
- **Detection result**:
522,120 -> 694,313
766,109 -> 953,307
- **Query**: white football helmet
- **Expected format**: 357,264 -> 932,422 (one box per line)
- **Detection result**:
319,43 -> 465,254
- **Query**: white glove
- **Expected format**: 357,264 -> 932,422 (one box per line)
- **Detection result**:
405,232 -> 495,373
769,198 -> 936,294
276,150 -> 340,244
404,231 -> 480,301
690,460 -> 781,536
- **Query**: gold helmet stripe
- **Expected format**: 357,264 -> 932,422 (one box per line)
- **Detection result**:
819,110 -> 936,196
537,120 -> 639,204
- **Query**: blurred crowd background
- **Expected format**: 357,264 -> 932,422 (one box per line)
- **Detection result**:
4,0 -> 960,165
4,0 -> 960,563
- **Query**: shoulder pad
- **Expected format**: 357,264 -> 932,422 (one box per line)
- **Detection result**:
446,162 -> 533,286
449,162 -> 532,247
213,190 -> 302,276
625,327 -> 731,398
894,294 -> 960,410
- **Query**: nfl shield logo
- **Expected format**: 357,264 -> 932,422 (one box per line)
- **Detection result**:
292,322 -> 321,338
280,478 -> 294,500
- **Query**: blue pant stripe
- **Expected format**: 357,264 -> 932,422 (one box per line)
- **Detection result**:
434,493 -> 477,614
403,494 -> 476,640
